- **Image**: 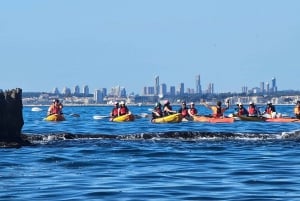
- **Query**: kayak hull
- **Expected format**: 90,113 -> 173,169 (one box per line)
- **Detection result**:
152,113 -> 182,123
234,115 -> 265,122
111,114 -> 135,122
265,118 -> 300,123
45,114 -> 66,121
193,116 -> 234,123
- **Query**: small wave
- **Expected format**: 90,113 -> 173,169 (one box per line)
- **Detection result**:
22,130 -> 300,145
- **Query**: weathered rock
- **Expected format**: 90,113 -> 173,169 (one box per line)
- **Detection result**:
0,88 -> 30,147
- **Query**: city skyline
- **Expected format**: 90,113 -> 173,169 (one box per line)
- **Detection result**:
48,75 -> 280,96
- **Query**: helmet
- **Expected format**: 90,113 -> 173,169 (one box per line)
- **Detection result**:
267,101 -> 272,105
164,100 -> 170,105
155,102 -> 161,107
53,99 -> 59,103
120,101 -> 125,105
249,101 -> 253,105
114,101 -> 119,105
190,102 -> 194,105
217,101 -> 222,106
182,101 -> 186,105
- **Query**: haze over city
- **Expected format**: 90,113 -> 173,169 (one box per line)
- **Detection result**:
1,1 -> 300,94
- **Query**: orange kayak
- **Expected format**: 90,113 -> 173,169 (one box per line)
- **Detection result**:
193,116 -> 234,123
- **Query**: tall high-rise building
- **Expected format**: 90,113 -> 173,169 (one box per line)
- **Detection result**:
271,77 -> 277,93
74,85 -> 80,95
207,83 -> 214,94
83,85 -> 89,96
260,82 -> 265,94
160,83 -> 167,97
170,86 -> 176,96
155,75 -> 160,95
178,83 -> 184,95
195,74 -> 202,94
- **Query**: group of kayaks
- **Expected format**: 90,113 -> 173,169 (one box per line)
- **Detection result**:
43,112 -> 300,123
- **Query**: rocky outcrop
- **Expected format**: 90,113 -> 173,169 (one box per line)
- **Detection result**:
0,88 -> 29,147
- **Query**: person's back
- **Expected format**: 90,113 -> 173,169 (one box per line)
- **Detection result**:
203,100 -> 229,118
163,100 -> 176,116
265,102 -> 276,114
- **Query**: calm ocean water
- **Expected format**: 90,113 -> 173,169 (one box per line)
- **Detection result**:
2,105 -> 300,200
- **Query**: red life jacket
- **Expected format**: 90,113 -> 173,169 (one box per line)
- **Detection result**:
181,109 -> 188,117
119,107 -> 128,115
266,107 -> 273,114
50,105 -> 61,114
112,108 -> 119,117
248,106 -> 257,115
189,108 -> 197,115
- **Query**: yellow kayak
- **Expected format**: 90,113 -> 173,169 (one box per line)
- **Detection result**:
152,113 -> 182,123
44,114 -> 66,121
111,114 -> 135,122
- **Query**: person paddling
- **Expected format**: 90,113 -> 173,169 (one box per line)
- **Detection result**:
152,102 -> 163,120
163,100 -> 177,116
47,99 -> 63,116
110,102 -> 119,118
188,102 -> 198,117
202,99 -> 230,118
247,101 -> 260,117
235,103 -> 249,116
118,101 -> 130,116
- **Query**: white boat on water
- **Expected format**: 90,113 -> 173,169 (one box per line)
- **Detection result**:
31,107 -> 43,112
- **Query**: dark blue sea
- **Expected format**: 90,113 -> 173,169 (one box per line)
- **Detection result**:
2,105 -> 300,200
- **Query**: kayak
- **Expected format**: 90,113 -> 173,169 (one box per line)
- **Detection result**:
265,118 -> 300,123
111,114 -> 135,122
233,115 -> 265,122
44,114 -> 66,121
193,116 -> 234,123
152,113 -> 182,123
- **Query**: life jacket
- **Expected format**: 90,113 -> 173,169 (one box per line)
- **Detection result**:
119,106 -> 128,115
152,108 -> 162,118
181,108 -> 188,117
189,108 -> 197,115
265,107 -> 273,114
111,108 -> 119,117
49,104 -> 62,115
248,106 -> 258,115
212,106 -> 222,118
237,107 -> 248,115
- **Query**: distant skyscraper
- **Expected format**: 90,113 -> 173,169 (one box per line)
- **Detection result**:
74,85 -> 80,95
160,83 -> 167,96
178,83 -> 184,95
271,77 -> 277,93
170,86 -> 176,96
155,75 -> 160,95
52,87 -> 59,94
195,74 -> 202,94
83,85 -> 89,96
207,83 -> 214,94
266,82 -> 270,94
260,82 -> 265,94
94,89 -> 104,104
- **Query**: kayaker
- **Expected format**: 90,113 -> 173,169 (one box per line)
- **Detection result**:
235,102 -> 249,116
152,102 -> 163,120
178,101 -> 190,119
294,101 -> 300,119
118,101 -> 130,116
188,102 -> 198,117
263,101 -> 276,118
163,100 -> 177,116
202,99 -> 229,118
110,102 -> 119,118
47,99 -> 63,116
247,101 -> 259,116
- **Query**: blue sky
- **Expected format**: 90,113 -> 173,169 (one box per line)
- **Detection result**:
1,0 -> 300,94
